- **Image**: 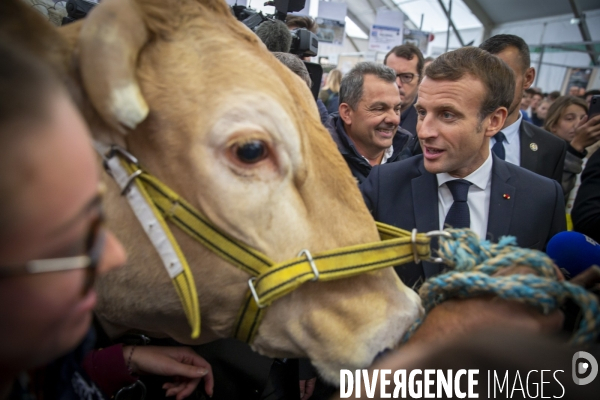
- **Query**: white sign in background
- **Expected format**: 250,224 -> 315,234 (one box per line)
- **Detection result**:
368,9 -> 404,52
316,1 -> 347,47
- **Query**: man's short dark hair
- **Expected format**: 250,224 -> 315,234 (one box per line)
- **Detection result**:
524,88 -> 537,96
339,62 -> 397,110
425,46 -> 515,119
383,44 -> 424,80
479,34 -> 530,73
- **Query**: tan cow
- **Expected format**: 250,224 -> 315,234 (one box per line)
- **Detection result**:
1,0 -> 423,383
2,0 -> 564,386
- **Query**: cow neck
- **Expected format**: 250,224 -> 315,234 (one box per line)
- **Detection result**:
94,142 -> 446,343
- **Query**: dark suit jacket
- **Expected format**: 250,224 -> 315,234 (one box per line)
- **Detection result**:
572,150 -> 600,242
519,121 -> 566,184
360,154 -> 566,287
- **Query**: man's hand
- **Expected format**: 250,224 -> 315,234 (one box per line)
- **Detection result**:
122,346 -> 214,400
299,377 -> 317,400
408,296 -> 563,345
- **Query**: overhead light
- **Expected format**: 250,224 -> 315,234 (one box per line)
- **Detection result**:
570,18 -> 580,24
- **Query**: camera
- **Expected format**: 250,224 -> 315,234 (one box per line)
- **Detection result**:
232,0 -> 318,58
289,28 -> 318,57
61,0 -> 97,25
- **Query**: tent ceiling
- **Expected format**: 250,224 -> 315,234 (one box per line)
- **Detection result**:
344,0 -> 599,37
463,0 -> 600,25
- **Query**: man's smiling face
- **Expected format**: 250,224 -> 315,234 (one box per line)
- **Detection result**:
341,74 -> 402,160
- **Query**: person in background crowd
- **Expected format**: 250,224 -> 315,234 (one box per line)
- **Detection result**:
361,47 -> 565,289
532,98 -> 551,127
548,90 -> 561,102
0,39 -> 213,400
325,62 -> 412,184
423,56 -> 435,71
529,90 -> 543,120
569,86 -> 581,96
519,87 -> 534,122
273,52 -> 328,126
383,44 -> 424,142
319,69 -> 342,114
480,34 -> 566,187
572,150 -> 600,242
544,96 -> 600,205
585,89 -> 600,107
285,15 -> 317,33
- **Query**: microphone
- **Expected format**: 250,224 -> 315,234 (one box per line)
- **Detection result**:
255,20 -> 292,53
546,231 -> 600,278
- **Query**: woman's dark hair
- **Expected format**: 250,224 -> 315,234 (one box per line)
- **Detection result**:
0,37 -> 64,232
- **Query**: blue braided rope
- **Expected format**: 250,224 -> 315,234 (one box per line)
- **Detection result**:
402,229 -> 600,346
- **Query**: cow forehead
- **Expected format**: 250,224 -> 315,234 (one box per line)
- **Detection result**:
138,33 -> 306,118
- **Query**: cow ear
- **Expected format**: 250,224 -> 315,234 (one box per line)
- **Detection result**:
79,0 -> 149,134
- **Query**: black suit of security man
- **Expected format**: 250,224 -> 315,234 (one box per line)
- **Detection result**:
360,154 -> 566,288
519,120 -> 566,184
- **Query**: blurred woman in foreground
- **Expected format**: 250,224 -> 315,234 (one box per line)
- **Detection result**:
0,40 -> 213,400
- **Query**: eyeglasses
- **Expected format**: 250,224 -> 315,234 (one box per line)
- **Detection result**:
396,73 -> 419,84
0,215 -> 107,296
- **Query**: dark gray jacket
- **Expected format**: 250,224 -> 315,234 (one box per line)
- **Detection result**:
325,114 -> 414,184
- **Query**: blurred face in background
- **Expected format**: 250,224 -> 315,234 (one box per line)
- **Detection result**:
536,101 -> 550,120
549,104 -> 586,142
520,92 -> 532,110
385,54 -> 420,111
531,93 -> 543,111
0,93 -> 126,373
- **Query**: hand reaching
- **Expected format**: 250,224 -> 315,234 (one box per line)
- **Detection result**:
570,114 -> 600,153
122,346 -> 214,399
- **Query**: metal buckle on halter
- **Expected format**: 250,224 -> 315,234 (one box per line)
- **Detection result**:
248,277 -> 267,309
99,145 -> 143,196
121,169 -> 143,196
100,144 -> 139,174
425,230 -> 451,263
107,145 -> 140,165
297,249 -> 319,281
411,229 -> 451,264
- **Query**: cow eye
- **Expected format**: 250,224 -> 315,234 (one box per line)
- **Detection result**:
235,140 -> 268,164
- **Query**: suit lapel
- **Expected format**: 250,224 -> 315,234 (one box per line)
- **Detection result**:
411,162 -> 440,278
487,155 -> 516,241
519,121 -> 538,173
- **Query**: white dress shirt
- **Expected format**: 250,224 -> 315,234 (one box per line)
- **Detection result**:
436,152 -> 493,240
490,112 -> 522,166
363,145 -> 394,165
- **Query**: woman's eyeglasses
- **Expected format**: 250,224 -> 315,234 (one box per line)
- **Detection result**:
0,216 -> 107,296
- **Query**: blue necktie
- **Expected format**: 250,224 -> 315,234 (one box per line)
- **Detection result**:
492,131 -> 506,160
444,179 -> 472,229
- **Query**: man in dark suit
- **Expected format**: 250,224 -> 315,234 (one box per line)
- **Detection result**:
479,35 -> 566,186
361,47 -> 566,288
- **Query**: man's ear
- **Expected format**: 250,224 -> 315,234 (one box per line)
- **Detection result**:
339,103 -> 353,126
523,67 -> 535,90
485,107 -> 508,138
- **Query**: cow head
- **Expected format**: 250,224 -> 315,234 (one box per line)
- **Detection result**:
66,0 -> 421,382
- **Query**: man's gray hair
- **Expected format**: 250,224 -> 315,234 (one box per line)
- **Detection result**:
339,62 -> 397,110
273,52 -> 312,87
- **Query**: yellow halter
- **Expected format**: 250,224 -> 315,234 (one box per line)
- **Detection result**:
98,145 -> 445,343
